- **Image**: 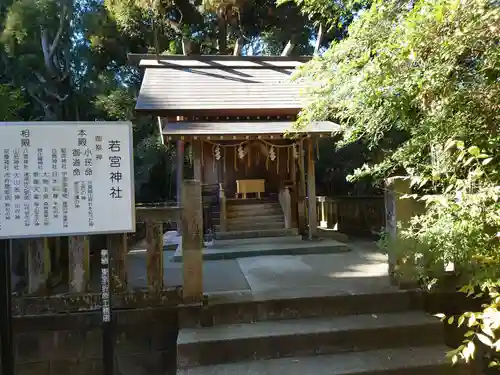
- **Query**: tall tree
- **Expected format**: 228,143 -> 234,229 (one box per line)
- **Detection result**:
1,0 -> 75,119
276,0 -> 371,53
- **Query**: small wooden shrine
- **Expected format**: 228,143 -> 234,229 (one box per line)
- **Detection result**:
129,54 -> 339,238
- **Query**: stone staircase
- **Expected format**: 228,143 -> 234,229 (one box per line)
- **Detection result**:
170,197 -> 350,261
173,196 -> 350,261
215,198 -> 297,240
215,198 -> 287,236
177,289 -> 463,375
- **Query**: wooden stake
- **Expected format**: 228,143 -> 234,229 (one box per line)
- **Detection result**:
68,236 -> 90,293
27,238 -> 51,295
146,221 -> 164,292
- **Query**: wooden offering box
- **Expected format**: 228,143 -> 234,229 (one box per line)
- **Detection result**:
236,179 -> 265,199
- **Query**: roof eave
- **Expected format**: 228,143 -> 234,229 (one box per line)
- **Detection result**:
134,107 -> 302,117
127,53 -> 313,67
162,133 -> 334,141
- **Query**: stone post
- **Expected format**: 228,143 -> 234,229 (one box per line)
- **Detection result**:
181,180 -> 203,301
385,178 -> 424,288
318,196 -> 327,228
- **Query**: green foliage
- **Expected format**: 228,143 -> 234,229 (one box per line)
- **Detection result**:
295,0 -> 499,180
0,84 -> 26,120
397,141 -> 500,367
296,0 -> 500,367
442,286 -> 500,366
396,143 -> 499,281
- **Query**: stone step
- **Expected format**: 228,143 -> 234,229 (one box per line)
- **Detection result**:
173,238 -> 349,261
177,345 -> 461,375
226,197 -> 278,204
227,214 -> 284,226
214,228 -> 299,241
177,311 -> 444,367
179,289 -> 424,328
212,235 -> 303,248
227,209 -> 283,218
218,221 -> 285,232
227,203 -> 281,213
227,210 -> 283,219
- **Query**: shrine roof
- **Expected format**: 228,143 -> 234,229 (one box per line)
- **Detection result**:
129,54 -> 313,116
161,120 -> 339,140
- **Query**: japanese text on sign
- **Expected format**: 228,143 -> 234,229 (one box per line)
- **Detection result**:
0,122 -> 134,239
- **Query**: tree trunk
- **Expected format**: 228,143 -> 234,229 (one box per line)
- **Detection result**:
217,8 -> 228,55
314,24 -> 323,55
281,40 -> 294,56
233,37 -> 244,56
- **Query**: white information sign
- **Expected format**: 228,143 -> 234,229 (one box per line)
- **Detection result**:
0,122 -> 135,239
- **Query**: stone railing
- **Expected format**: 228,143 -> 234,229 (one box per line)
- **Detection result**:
313,195 -> 385,236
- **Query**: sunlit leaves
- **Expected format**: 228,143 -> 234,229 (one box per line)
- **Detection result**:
444,297 -> 500,367
295,0 -> 500,181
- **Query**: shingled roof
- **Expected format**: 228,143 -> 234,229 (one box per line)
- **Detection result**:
129,55 -> 313,116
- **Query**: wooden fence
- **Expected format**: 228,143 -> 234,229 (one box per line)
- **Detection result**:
314,196 -> 385,236
9,180 -> 204,316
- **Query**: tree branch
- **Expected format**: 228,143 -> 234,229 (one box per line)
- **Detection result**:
63,43 -> 71,73
31,70 -> 47,84
233,37 -> 244,56
49,5 -> 68,60
281,40 -> 294,56
182,37 -> 192,55
152,15 -> 160,59
27,86 -> 54,119
44,87 -> 69,102
41,28 -> 56,75
314,23 -> 323,55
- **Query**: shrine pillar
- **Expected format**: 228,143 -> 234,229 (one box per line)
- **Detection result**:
176,140 -> 184,206
192,140 -> 202,182
297,139 -> 307,234
307,138 -> 317,239
176,140 -> 184,235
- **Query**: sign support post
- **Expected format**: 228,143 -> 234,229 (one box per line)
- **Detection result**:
0,239 -> 15,375
100,248 -> 114,375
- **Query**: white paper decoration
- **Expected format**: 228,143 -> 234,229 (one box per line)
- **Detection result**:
269,146 -> 276,161
214,145 -> 221,160
238,144 -> 245,159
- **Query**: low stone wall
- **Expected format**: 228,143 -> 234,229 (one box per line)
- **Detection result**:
4,308 -> 178,375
